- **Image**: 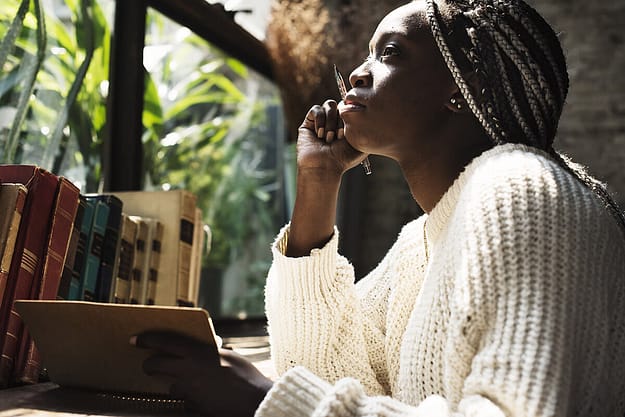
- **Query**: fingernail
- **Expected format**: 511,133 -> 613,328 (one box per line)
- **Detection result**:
317,127 -> 324,138
129,335 -> 137,346
338,128 -> 345,140
326,131 -> 335,143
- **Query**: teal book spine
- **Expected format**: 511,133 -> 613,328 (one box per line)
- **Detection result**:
68,197 -> 95,300
57,198 -> 86,300
79,199 -> 109,301
92,195 -> 123,302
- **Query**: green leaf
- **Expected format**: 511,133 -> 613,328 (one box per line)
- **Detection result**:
143,71 -> 163,129
226,58 -> 247,78
3,0 -> 47,163
0,0 -> 30,73
42,0 -> 95,170
0,66 -> 24,98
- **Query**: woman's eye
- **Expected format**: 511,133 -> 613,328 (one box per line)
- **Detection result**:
381,45 -> 399,58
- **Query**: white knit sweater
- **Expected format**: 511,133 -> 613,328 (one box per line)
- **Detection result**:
256,144 -> 625,417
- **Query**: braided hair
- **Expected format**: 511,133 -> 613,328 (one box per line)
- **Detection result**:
424,0 -> 625,236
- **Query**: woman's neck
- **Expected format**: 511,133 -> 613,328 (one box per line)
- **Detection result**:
399,132 -> 493,213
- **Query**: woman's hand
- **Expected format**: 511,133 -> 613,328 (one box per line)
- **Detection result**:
286,99 -> 367,257
132,331 -> 273,417
297,99 -> 368,177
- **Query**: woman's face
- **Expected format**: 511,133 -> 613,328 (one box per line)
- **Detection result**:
339,1 -> 457,161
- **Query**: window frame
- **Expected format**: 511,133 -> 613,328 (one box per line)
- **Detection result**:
103,0 -> 274,192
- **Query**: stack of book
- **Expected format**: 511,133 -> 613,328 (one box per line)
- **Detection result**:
0,165 -> 210,388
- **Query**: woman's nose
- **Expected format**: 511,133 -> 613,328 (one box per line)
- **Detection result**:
349,61 -> 372,88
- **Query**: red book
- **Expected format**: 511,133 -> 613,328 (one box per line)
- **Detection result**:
15,177 -> 80,384
0,165 -> 59,388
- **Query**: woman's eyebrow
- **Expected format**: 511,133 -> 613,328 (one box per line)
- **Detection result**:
369,31 -> 406,52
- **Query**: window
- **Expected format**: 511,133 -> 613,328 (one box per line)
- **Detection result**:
141,9 -> 288,318
0,0 -> 290,321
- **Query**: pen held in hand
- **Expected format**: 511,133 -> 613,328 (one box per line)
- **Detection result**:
333,64 -> 372,175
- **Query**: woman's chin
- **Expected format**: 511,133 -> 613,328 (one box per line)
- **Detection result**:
343,128 -> 372,151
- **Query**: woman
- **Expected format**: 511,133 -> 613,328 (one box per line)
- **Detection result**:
134,1 -> 625,416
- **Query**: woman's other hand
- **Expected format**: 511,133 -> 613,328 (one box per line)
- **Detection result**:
132,331 -> 273,417
297,99 -> 367,177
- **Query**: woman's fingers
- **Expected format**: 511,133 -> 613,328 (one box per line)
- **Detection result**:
143,353 -> 187,377
322,100 -> 339,143
301,101 -> 343,143
132,331 -> 219,363
302,105 -> 325,139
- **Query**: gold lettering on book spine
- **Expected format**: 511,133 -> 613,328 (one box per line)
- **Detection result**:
21,248 -> 38,275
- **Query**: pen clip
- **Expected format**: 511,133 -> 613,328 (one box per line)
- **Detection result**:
333,64 -> 348,100
332,64 -> 372,176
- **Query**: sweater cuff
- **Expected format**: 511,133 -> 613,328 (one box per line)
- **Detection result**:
255,366 -> 331,417
270,224 -> 342,290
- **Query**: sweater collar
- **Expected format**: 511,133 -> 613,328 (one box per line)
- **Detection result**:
424,143 -> 538,243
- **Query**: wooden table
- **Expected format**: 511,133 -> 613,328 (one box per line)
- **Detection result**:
0,382 -> 189,416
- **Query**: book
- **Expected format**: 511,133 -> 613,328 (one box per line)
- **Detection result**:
67,196 -> 95,300
57,197 -> 86,300
112,214 -> 137,304
15,176 -> 80,384
90,195 -> 123,302
188,207 -> 209,307
80,197 -> 110,301
0,165 -> 59,388
14,300 -> 217,395
128,216 -> 149,304
0,184 -> 27,304
113,190 -> 197,306
145,220 -> 164,305
193,224 -> 212,305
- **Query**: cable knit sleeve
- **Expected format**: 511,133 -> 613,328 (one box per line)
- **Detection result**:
264,223 -> 393,395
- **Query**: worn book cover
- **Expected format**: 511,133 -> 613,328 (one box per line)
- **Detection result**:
0,184 -> 27,303
16,177 -> 80,384
0,165 -> 59,388
14,300 -> 217,395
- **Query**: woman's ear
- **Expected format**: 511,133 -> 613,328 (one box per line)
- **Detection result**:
445,92 -> 467,113
444,70 -> 482,114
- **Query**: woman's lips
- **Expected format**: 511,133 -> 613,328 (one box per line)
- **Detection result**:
339,95 -> 366,113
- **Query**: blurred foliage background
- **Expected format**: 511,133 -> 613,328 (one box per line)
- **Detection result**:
0,0 -> 288,317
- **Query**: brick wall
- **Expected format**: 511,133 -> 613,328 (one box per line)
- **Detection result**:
348,0 -> 625,277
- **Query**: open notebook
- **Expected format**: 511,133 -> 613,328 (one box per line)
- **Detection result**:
14,300 -> 217,396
